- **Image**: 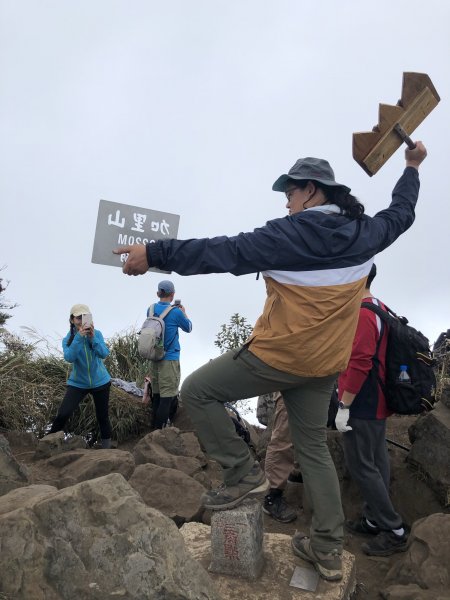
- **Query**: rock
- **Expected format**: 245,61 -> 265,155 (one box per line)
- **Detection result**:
382,513 -> 450,599
129,463 -> 205,525
149,427 -> 207,464
46,450 -> 88,468
170,402 -> 195,430
380,584 -> 442,599
407,404 -> 450,506
0,473 -> 220,600
0,433 -> 30,496
256,392 -> 277,426
34,431 -> 86,459
244,421 -> 260,452
58,449 -> 135,488
181,522 -> 356,599
440,383 -> 450,410
34,431 -> 65,459
133,436 -> 204,476
209,500 -> 265,580
2,430 -> 38,449
0,483 -> 56,514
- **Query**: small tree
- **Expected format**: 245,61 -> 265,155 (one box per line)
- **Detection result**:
214,313 -> 254,416
214,313 -> 253,354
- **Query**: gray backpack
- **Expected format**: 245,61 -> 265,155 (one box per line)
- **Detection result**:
138,304 -> 174,361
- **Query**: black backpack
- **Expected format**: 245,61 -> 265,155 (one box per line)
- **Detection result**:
361,302 -> 436,415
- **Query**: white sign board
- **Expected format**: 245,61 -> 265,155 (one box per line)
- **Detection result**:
91,199 -> 180,272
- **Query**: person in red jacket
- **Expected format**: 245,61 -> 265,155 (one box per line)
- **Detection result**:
336,264 -> 408,556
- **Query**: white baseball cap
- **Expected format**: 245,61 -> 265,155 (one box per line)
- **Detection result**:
70,304 -> 91,317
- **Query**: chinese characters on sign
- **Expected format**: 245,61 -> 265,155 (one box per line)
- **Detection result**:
222,524 -> 239,561
107,210 -> 171,236
91,199 -> 180,271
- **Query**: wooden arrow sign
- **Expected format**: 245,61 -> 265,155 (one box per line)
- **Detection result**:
353,73 -> 440,176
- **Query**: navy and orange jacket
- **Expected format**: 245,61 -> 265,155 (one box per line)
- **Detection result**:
146,167 -> 419,377
338,297 -> 391,419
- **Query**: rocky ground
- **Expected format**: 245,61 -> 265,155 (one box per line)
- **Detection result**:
262,415 -> 447,599
1,412 -> 449,599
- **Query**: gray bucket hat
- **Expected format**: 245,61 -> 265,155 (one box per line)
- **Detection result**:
272,157 -> 351,193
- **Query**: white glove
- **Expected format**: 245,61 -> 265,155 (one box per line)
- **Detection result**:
335,407 -> 352,432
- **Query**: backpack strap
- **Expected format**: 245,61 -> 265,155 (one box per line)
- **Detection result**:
159,305 -> 175,320
360,300 -> 388,396
361,302 -> 409,327
146,304 -> 175,319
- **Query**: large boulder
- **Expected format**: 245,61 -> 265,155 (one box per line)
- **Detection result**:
0,483 -> 56,514
407,403 -> 450,506
57,449 -> 135,488
129,463 -> 206,525
0,434 -> 30,495
0,473 -> 220,600
145,426 -> 207,463
133,427 -> 206,477
36,449 -> 136,488
381,513 -> 450,599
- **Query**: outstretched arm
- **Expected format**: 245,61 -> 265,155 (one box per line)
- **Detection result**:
114,142 -> 428,277
369,141 -> 427,254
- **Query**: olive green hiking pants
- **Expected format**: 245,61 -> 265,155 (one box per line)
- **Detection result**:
181,346 -> 344,552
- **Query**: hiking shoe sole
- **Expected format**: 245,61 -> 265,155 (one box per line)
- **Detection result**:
291,535 -> 342,582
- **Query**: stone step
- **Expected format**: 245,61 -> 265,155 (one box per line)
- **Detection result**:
181,512 -> 356,599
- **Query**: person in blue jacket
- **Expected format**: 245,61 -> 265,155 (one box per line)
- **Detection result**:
144,280 -> 192,429
49,303 -> 112,448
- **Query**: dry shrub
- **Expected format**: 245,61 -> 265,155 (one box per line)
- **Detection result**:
104,327 -> 150,386
0,330 -> 150,442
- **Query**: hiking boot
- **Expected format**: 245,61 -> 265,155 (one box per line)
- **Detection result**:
202,462 -> 269,510
362,530 -> 409,556
291,533 -> 342,581
263,493 -> 297,523
346,517 -> 380,536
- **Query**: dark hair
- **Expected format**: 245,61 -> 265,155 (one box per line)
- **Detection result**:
292,179 -> 365,219
366,263 -> 377,288
157,290 -> 172,299
67,318 -> 76,347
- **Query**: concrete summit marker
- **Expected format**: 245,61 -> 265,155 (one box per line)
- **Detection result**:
209,500 -> 265,580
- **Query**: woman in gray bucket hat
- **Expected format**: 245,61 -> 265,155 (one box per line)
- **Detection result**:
115,142 -> 427,581
272,156 -> 360,217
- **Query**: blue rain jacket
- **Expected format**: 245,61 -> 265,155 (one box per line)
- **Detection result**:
62,329 -> 111,389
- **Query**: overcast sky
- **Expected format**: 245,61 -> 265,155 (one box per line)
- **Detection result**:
1,1 -> 449,419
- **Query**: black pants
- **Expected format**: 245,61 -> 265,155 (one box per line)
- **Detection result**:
50,382 -> 112,439
151,394 -> 178,429
343,417 -> 402,530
